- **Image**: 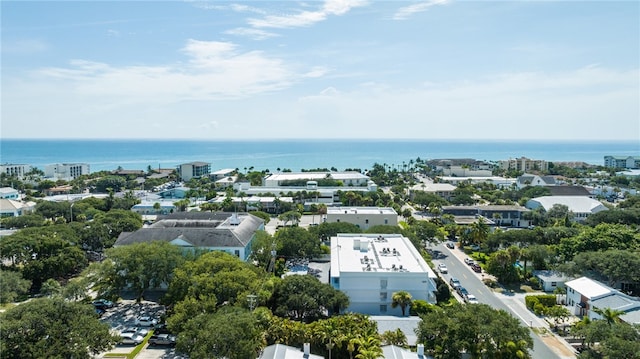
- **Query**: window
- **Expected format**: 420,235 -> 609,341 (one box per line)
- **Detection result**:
384,219 -> 388,224
234,250 -> 240,257
380,305 -> 387,313
380,292 -> 387,301
380,279 -> 388,289
365,219 -> 369,224
551,282 -> 557,287
333,278 -> 340,284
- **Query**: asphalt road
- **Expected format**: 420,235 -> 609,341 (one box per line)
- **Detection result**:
431,243 -> 567,359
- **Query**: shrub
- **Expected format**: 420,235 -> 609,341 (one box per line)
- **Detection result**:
533,302 -> 547,316
483,278 -> 498,288
525,295 -> 539,310
537,294 -> 557,307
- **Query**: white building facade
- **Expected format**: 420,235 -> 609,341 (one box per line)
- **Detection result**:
0,164 -> 32,179
44,163 -> 90,180
324,207 -> 398,229
330,234 -> 438,316
604,155 -> 640,169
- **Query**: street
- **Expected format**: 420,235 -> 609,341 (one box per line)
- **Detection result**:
430,243 -> 576,359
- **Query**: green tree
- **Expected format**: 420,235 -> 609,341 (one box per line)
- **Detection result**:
176,307 -> 262,359
486,246 -> 521,284
0,297 -> 119,359
94,209 -> 143,240
269,275 -> 349,323
0,269 -> 31,304
380,328 -> 408,347
391,291 -> 412,316
104,241 -> 185,300
592,307 -> 625,326
416,304 -> 532,359
275,226 -> 322,258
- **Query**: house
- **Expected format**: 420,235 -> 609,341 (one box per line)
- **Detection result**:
533,270 -> 572,292
525,196 -> 608,222
324,207 -> 398,229
44,163 -> 90,180
177,162 -> 211,181
408,183 -> 456,201
0,163 -> 32,179
330,233 -> 438,316
215,175 -> 237,188
115,212 -> 264,261
547,186 -> 592,197
372,316 -> 421,346
604,155 -> 640,169
498,157 -> 549,172
156,186 -> 189,199
43,185 -> 74,196
0,198 -> 35,218
437,176 -> 516,187
566,277 -> 640,325
516,174 -> 556,189
131,200 -> 177,216
209,196 -> 294,213
259,343 -> 322,359
441,205 -> 530,228
0,187 -> 20,200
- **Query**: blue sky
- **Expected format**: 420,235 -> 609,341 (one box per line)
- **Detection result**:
2,0 -> 638,140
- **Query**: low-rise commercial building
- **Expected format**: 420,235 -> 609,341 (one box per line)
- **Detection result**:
330,233 -> 438,316
323,207 -> 398,229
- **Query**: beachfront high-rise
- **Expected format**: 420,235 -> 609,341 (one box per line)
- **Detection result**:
177,162 -> 211,181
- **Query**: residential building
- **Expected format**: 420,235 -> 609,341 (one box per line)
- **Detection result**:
0,187 -> 20,200
604,155 -> 640,169
525,196 -> 608,222
426,158 -> 494,172
533,270 -> 573,292
0,198 -> 35,218
44,163 -> 89,180
516,174 -> 556,189
209,196 -> 294,213
547,186 -> 592,197
323,207 -> 398,229
408,183 -> 456,201
373,316 -> 421,346
441,205 -> 531,228
115,212 -> 264,261
131,200 -> 178,216
566,276 -> 640,325
0,164 -> 31,179
498,157 -> 548,172
438,176 -> 516,187
211,168 -> 236,180
263,172 -> 370,187
330,233 -> 438,316
177,162 -> 211,181
382,344 -> 432,359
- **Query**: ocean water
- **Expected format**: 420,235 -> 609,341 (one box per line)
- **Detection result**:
0,139 -> 638,173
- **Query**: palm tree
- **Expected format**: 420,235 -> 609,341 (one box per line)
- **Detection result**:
391,291 -> 412,316
592,307 -> 625,326
355,336 -> 382,359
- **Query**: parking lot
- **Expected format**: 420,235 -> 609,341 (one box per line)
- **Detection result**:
95,299 -> 185,359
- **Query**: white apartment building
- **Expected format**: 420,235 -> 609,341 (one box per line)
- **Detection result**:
177,162 -> 211,181
604,155 -> 640,169
498,157 -> 548,172
263,172 -> 370,187
44,163 -> 90,180
330,234 -> 438,316
0,164 -> 32,179
324,207 -> 398,229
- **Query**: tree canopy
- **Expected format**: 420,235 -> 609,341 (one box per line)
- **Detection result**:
0,297 -> 118,359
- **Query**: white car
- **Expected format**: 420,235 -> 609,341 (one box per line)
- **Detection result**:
135,316 -> 158,327
437,263 -> 448,274
120,327 -> 149,337
120,332 -> 144,345
465,294 -> 479,304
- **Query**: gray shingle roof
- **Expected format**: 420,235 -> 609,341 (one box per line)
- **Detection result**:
115,212 -> 263,248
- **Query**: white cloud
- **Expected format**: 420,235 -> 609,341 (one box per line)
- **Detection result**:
248,0 -> 368,29
224,27 -> 279,40
1,39 -> 49,54
393,0 -> 449,20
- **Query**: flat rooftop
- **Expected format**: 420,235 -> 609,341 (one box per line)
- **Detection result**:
326,207 -> 397,215
266,172 -> 369,181
331,234 -> 435,276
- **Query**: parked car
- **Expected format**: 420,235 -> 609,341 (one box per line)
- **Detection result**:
92,299 -> 114,309
437,263 -> 448,274
470,244 -> 481,251
471,263 -> 482,273
465,294 -> 479,304
120,327 -> 149,338
149,334 -> 176,346
135,316 -> 158,327
464,258 -> 475,266
95,308 -> 106,317
119,332 -> 144,345
445,241 -> 455,249
449,277 -> 461,289
457,286 -> 469,298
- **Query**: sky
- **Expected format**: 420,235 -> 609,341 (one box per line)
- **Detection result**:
1,0 -> 639,140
